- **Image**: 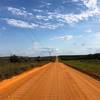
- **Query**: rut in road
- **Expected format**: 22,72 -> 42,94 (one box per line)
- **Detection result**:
0,61 -> 100,100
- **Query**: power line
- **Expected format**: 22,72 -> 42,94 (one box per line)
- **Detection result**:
26,29 -> 52,56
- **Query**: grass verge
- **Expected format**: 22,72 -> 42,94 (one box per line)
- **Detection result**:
0,56 -> 55,81
62,60 -> 100,80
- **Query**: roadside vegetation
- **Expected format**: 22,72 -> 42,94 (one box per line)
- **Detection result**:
59,53 -> 100,79
0,55 -> 55,80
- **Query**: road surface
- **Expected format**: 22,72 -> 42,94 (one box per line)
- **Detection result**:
0,61 -> 100,100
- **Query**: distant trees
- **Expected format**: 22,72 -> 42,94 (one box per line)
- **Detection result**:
9,55 -> 32,63
59,53 -> 100,60
10,55 -> 19,63
35,56 -> 41,62
0,55 -> 54,80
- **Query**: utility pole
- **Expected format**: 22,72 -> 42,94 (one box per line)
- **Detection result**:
48,51 -> 52,56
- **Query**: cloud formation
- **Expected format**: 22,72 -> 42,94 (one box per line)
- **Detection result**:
51,35 -> 73,41
4,18 -> 38,29
6,0 -> 100,29
7,7 -> 32,17
4,18 -> 63,29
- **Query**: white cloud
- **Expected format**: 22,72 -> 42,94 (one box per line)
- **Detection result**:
33,9 -> 43,13
51,35 -> 73,41
6,0 -> 100,29
36,15 -> 47,20
44,2 -> 51,6
7,7 -> 33,16
39,23 -> 64,29
39,2 -> 51,8
86,28 -> 92,33
1,30 -> 99,56
40,47 -> 60,56
27,42 -> 60,56
4,18 -> 38,29
41,2 -> 51,6
40,0 -> 99,25
49,0 -> 100,24
53,9 -> 100,25
4,18 -> 62,29
82,0 -> 98,10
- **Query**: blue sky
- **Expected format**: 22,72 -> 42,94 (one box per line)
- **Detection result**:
0,0 -> 100,56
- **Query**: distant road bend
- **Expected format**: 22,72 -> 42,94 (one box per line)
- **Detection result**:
0,58 -> 100,100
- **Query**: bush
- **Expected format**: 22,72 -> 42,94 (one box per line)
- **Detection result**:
10,55 -> 19,63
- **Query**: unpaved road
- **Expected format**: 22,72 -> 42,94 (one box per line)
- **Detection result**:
0,61 -> 100,100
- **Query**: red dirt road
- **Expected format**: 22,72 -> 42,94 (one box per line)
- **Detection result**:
0,61 -> 100,100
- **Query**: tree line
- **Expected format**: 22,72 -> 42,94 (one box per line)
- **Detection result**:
0,55 -> 55,80
59,53 -> 100,60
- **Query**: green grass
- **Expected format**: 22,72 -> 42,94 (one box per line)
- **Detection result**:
63,59 -> 100,76
0,57 -> 53,80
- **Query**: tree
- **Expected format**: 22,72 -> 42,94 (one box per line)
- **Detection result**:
10,55 -> 19,63
36,56 -> 41,62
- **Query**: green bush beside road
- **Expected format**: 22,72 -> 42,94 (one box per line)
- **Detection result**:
0,55 -> 55,80
62,60 -> 100,76
59,54 -> 100,79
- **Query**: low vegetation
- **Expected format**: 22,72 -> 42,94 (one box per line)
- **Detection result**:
59,53 -> 100,79
0,55 -> 55,80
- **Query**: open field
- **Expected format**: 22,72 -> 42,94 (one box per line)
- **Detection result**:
62,60 -> 100,76
62,59 -> 100,80
59,54 -> 100,80
0,56 -> 55,80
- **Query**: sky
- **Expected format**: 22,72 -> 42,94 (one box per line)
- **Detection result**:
0,0 -> 100,56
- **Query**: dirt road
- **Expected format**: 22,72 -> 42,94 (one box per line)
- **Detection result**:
0,61 -> 100,100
